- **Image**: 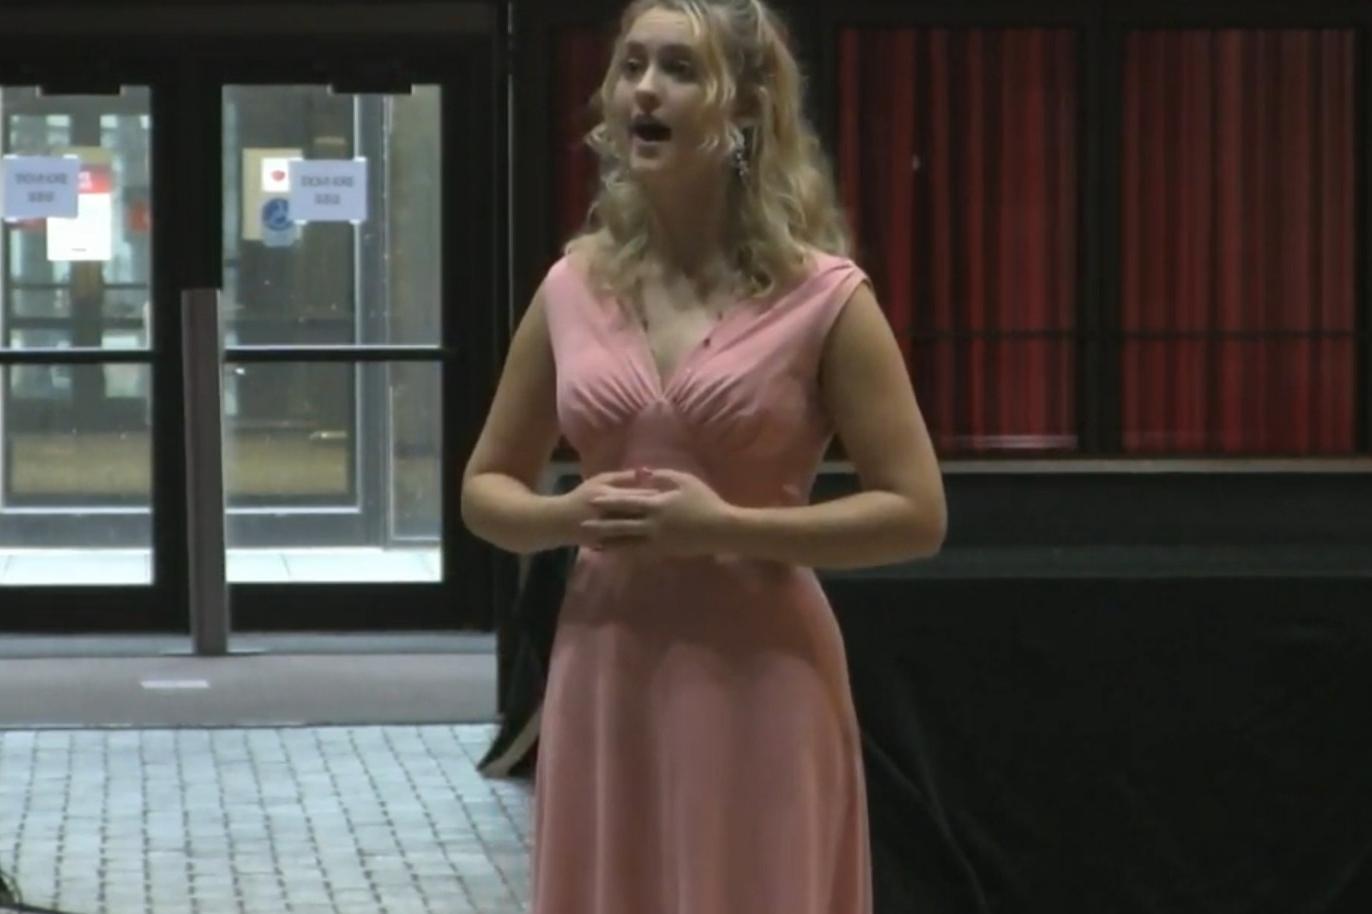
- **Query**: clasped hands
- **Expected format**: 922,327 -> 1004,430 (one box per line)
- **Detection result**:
562,467 -> 735,557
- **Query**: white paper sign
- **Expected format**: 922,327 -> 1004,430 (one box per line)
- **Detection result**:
47,191 -> 112,262
241,146 -> 301,241
3,155 -> 79,220
261,157 -> 292,193
288,158 -> 367,224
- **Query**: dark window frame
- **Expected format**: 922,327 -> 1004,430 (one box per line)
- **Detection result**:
0,2 -> 510,634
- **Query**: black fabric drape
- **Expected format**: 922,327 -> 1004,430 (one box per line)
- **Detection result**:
480,544 -> 576,777
493,555 -> 1372,913
828,577 -> 1372,914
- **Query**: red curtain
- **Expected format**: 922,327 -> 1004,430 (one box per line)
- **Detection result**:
1121,30 -> 1357,455
838,29 -> 1079,457
553,27 -> 612,254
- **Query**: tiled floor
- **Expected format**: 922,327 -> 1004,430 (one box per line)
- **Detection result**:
0,549 -> 441,586
0,724 -> 532,914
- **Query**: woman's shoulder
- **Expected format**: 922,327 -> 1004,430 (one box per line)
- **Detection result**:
801,247 -> 865,283
535,246 -> 593,309
536,239 -> 624,341
769,247 -> 867,307
765,248 -> 871,345
539,251 -> 579,293
543,236 -> 610,298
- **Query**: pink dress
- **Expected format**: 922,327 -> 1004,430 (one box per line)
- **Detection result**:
534,250 -> 874,914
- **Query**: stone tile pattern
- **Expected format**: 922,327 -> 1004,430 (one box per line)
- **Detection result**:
0,725 -> 532,914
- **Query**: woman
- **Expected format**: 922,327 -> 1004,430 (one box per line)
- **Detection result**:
462,0 -> 947,911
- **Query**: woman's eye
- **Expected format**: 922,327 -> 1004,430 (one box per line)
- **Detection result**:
620,55 -> 693,80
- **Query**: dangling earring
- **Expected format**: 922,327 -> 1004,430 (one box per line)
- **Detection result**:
732,127 -> 752,181
732,146 -> 749,180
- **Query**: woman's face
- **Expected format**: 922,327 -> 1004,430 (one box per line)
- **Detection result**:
612,7 -> 726,185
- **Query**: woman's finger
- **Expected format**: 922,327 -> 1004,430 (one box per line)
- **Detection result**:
591,492 -> 666,515
593,486 -> 660,500
595,469 -> 644,487
582,518 -> 654,539
641,468 -> 692,489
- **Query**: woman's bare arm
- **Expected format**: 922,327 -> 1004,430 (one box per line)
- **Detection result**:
460,286 -> 574,554
713,281 -> 948,568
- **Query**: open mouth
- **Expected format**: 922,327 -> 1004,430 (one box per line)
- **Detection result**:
631,116 -> 672,143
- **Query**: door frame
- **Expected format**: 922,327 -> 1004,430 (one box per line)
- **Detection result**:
0,1 -> 508,634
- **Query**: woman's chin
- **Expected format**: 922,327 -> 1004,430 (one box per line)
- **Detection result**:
628,157 -> 672,182
626,155 -> 725,192
629,147 -> 667,168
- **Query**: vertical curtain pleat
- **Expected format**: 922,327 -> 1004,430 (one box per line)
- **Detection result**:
838,28 -> 1078,455
552,28 -> 610,254
1121,29 -> 1356,455
550,25 -> 1355,458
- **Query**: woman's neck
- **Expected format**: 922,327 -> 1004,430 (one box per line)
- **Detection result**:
639,172 -> 735,286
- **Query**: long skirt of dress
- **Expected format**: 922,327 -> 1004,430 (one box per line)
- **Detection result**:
530,550 -> 873,914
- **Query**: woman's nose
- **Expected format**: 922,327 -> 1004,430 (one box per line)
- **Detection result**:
635,90 -> 659,113
633,67 -> 660,102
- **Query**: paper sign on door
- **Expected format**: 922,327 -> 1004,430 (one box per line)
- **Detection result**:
288,158 -> 367,224
47,147 -> 114,262
242,147 -> 301,242
2,155 -> 80,220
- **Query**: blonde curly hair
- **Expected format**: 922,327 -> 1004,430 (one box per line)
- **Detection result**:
564,0 -> 852,300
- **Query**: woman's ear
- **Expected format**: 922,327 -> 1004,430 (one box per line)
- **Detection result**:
732,81 -> 762,122
733,115 -> 758,138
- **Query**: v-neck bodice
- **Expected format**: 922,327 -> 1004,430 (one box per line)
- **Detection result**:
543,252 -> 870,508
626,287 -> 760,396
632,303 -> 729,394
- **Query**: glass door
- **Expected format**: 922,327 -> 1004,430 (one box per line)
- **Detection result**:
0,9 -> 505,637
1,87 -> 153,577
209,45 -> 503,634
219,85 -> 443,579
0,70 -> 179,631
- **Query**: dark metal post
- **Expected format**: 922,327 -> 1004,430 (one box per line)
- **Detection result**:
181,287 -> 229,656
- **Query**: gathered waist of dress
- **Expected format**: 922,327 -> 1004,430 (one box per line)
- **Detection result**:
574,547 -> 811,581
562,548 -> 838,636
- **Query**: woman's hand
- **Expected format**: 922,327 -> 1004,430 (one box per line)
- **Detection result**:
556,469 -> 662,549
581,468 -> 736,557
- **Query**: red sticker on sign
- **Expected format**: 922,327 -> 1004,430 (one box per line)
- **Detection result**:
77,164 -> 113,195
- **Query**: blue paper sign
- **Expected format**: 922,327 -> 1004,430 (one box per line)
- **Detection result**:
261,197 -> 297,247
